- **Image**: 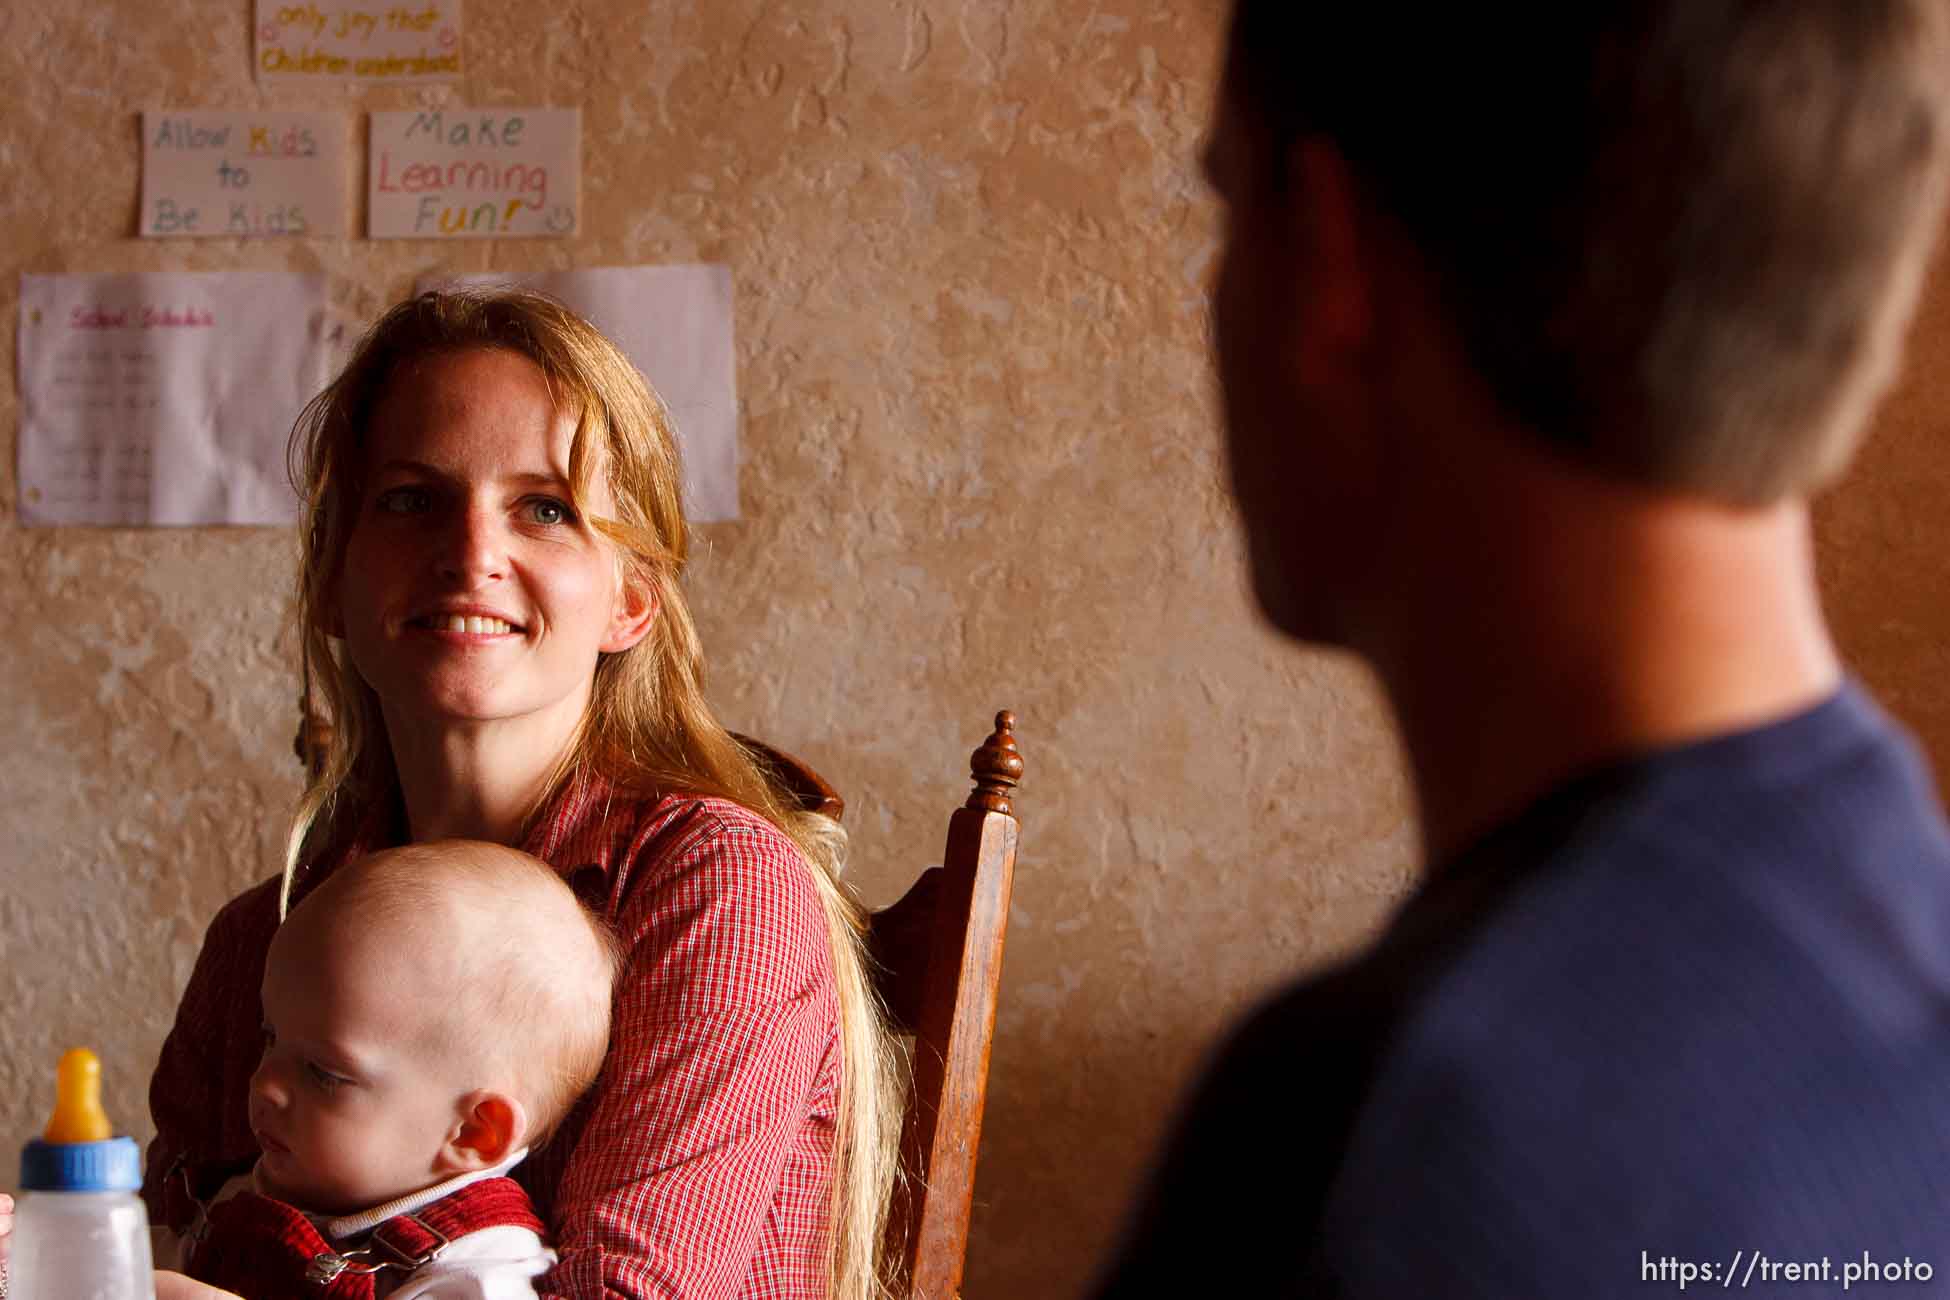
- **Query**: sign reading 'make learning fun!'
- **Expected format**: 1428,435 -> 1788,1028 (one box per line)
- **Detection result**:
367,109 -> 580,239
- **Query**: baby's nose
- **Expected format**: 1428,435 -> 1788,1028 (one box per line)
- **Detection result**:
249,1058 -> 289,1108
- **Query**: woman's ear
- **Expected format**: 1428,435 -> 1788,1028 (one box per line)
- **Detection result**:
322,568 -> 347,640
601,575 -> 658,653
436,1091 -> 529,1173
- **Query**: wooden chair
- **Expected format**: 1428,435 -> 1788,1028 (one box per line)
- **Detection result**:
300,708 -> 1025,1299
734,714 -> 1024,1300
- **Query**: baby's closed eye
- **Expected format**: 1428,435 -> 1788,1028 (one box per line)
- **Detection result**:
303,1061 -> 350,1093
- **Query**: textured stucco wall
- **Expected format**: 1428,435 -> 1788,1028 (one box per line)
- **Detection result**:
6,4 -> 1950,1298
1817,247 -> 1950,784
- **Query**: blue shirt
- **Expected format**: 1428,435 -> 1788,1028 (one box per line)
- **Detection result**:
1094,684 -> 1950,1297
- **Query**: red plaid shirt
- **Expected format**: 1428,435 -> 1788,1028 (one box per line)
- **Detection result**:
144,774 -> 841,1299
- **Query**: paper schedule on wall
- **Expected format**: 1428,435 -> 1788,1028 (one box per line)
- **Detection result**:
255,0 -> 462,82
18,272 -> 331,526
424,266 -> 739,521
141,111 -> 349,238
370,109 -> 579,238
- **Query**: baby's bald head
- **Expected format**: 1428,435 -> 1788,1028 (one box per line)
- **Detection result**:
272,840 -> 621,1141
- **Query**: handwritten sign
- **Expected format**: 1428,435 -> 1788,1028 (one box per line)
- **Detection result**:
255,1 -> 462,82
18,273 -> 331,526
369,108 -> 579,239
425,267 -> 739,521
141,111 -> 349,238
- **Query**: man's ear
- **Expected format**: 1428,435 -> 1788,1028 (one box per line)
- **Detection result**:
600,573 -> 658,654
436,1091 -> 529,1174
1286,134 -> 1377,381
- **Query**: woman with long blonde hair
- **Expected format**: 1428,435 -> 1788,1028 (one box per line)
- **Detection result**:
142,289 -> 902,1300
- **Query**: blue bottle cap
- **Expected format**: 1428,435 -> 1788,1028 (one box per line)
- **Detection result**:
19,1136 -> 142,1192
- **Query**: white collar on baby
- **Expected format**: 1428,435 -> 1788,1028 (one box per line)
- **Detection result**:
249,1148 -> 532,1242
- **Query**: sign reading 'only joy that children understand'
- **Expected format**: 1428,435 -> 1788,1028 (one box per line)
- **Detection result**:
17,272 -> 331,526
368,109 -> 579,238
141,111 -> 350,238
255,0 -> 462,83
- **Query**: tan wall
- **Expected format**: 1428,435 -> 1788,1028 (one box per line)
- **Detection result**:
5,3 -> 1949,1298
1817,250 -> 1950,780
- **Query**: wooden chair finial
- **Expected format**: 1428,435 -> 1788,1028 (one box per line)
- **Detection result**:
965,710 -> 1022,815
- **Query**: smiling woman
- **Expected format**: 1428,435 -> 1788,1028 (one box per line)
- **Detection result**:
139,290 -> 902,1300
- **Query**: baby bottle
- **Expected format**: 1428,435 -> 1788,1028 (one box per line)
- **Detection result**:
12,1047 -> 155,1300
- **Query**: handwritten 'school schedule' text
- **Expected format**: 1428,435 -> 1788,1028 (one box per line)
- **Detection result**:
18,272 -> 331,526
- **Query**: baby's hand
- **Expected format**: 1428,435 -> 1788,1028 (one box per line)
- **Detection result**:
0,1191 -> 12,1295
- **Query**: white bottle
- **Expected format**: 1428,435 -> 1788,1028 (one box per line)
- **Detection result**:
11,1048 -> 155,1300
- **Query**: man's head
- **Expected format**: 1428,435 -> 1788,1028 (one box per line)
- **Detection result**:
250,841 -> 621,1214
1208,1 -> 1950,642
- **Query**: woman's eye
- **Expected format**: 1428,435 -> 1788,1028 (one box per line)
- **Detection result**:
525,497 -> 575,526
376,487 -> 431,515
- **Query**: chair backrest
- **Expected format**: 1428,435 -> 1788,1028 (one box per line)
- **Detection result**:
738,714 -> 1024,1300
729,732 -> 846,821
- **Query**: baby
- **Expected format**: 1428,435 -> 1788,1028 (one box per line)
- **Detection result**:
177,840 -> 621,1299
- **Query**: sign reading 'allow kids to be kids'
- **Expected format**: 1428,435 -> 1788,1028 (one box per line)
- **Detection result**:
255,0 -> 462,83
368,109 -> 579,239
141,111 -> 350,238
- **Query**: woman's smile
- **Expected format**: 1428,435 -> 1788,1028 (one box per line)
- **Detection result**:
394,604 -> 529,639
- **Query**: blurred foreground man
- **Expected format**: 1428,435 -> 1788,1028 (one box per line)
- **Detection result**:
1095,4 -> 1950,1296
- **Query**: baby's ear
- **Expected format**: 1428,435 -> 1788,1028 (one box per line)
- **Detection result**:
437,1091 -> 530,1173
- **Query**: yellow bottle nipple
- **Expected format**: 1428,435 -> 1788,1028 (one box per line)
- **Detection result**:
43,1046 -> 113,1143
